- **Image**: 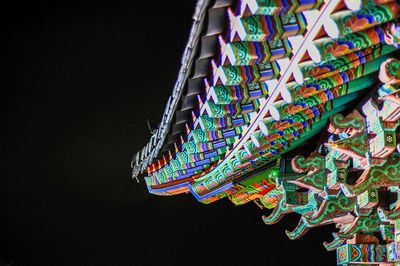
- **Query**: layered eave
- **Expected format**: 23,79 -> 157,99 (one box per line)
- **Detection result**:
132,0 -> 400,205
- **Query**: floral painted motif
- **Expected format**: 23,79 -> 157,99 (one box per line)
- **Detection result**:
344,16 -> 370,34
326,42 -> 351,59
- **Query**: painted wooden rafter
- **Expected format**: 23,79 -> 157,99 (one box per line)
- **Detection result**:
190,0 -> 341,193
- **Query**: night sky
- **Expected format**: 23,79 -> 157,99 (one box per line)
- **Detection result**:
2,1 -> 336,265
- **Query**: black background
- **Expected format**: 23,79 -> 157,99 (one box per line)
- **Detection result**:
2,1 -> 336,265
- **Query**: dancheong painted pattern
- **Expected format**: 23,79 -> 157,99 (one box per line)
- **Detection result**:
132,0 -> 400,264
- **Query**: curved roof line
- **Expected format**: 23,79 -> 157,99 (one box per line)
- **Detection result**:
131,0 -> 211,181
